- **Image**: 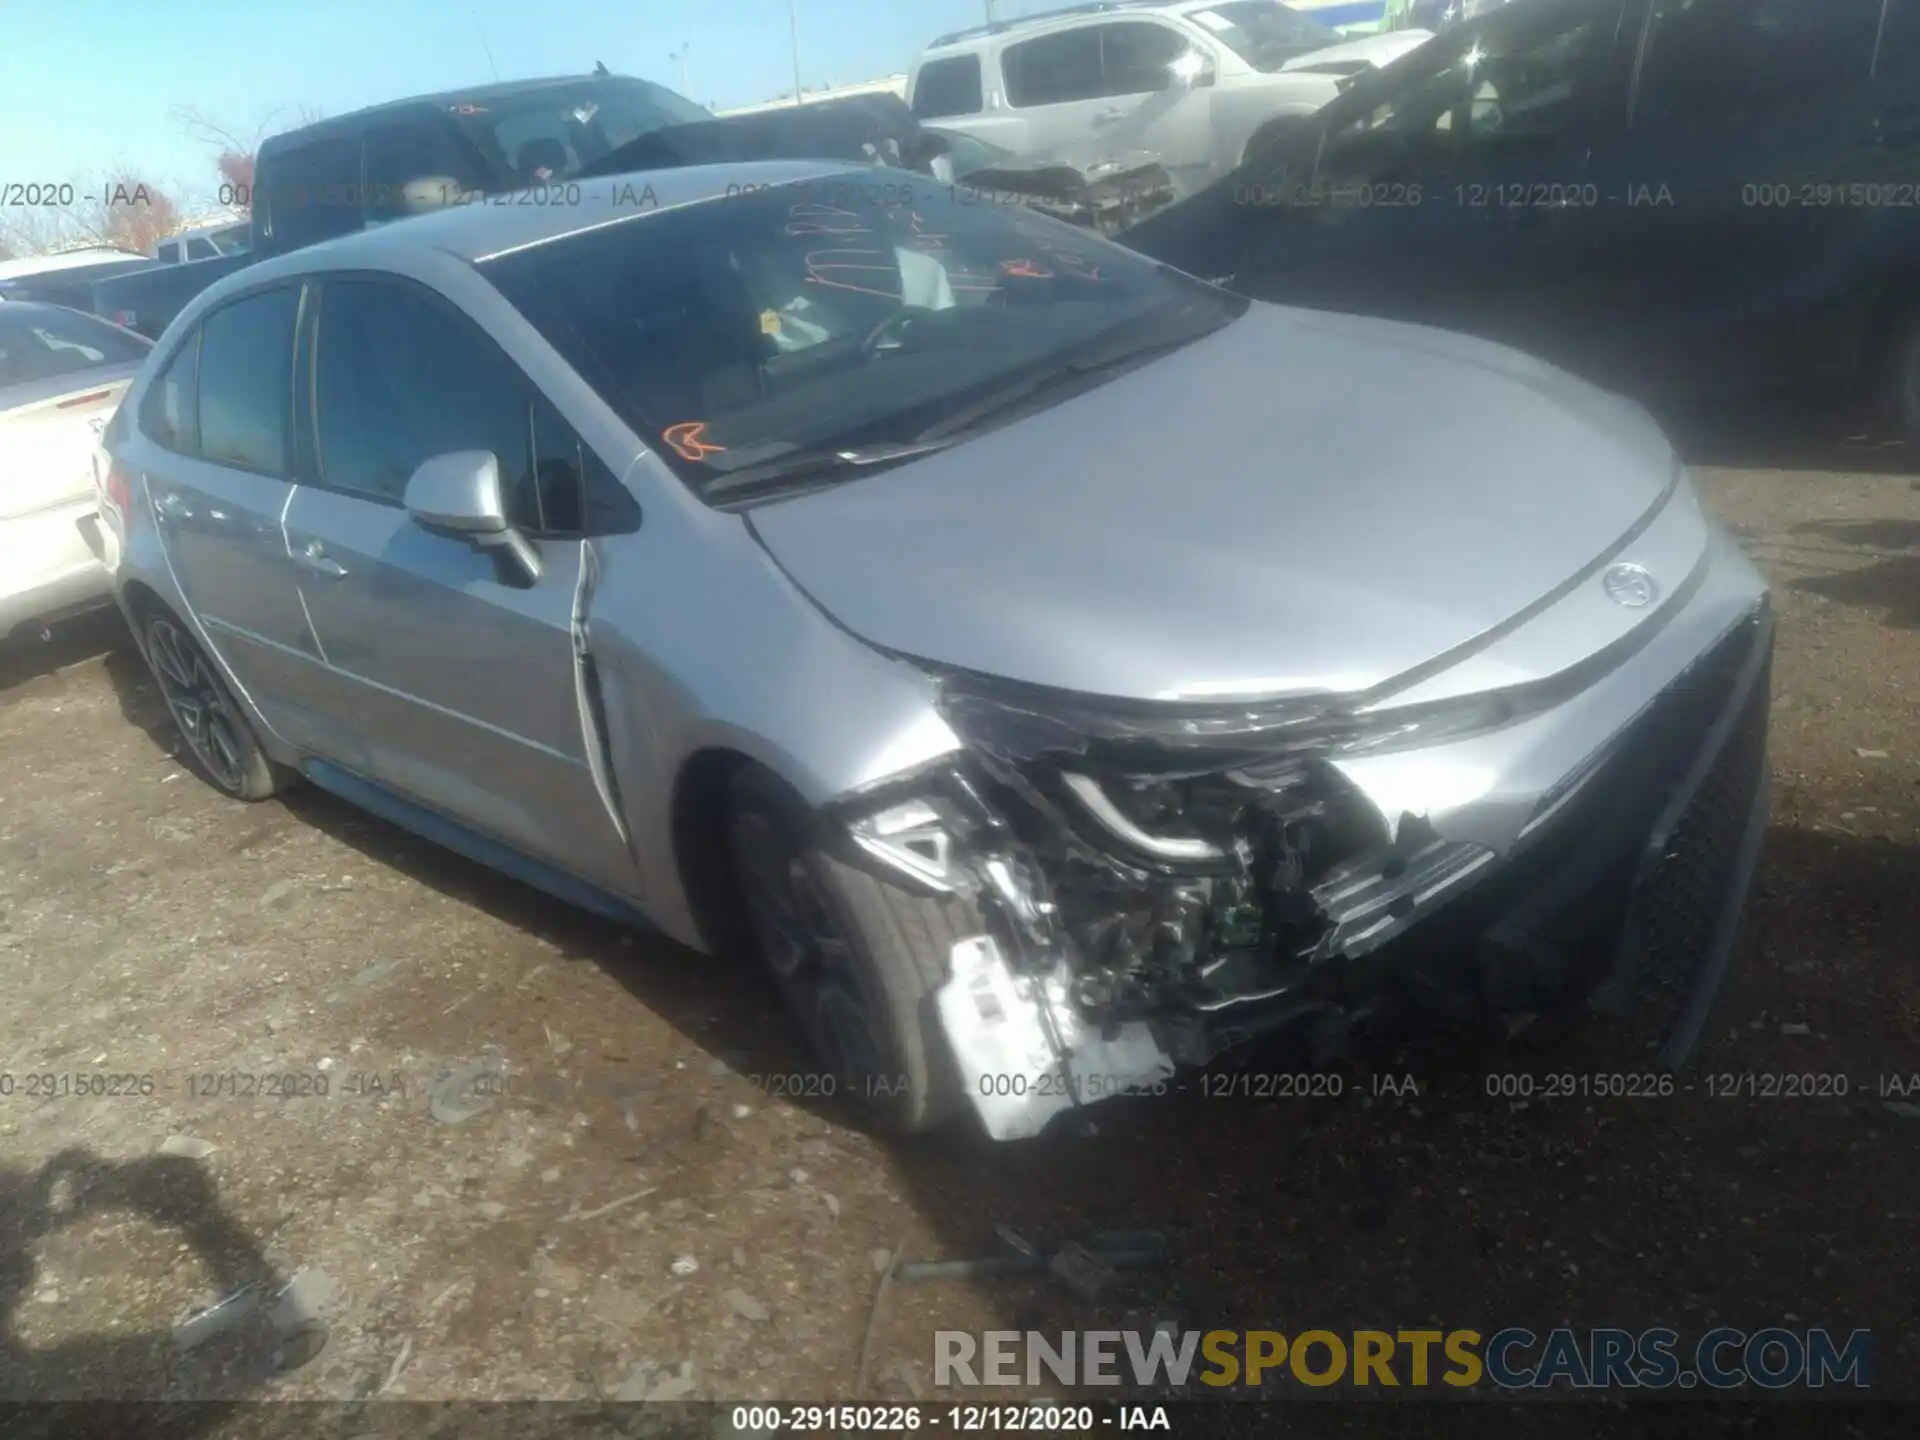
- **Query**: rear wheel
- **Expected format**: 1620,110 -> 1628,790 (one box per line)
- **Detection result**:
726,768 -> 973,1136
141,611 -> 289,801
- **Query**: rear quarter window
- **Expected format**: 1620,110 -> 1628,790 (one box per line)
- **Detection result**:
138,331 -> 202,455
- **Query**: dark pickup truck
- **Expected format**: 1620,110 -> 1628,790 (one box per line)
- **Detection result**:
93,73 -> 934,339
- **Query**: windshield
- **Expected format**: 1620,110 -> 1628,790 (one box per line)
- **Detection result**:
0,305 -> 149,389
451,77 -> 713,185
1190,2 -> 1340,72
481,174 -> 1244,502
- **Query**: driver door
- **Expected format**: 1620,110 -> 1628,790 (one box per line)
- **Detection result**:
283,273 -> 639,898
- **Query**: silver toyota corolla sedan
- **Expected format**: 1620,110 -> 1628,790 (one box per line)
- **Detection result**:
97,161 -> 1771,1140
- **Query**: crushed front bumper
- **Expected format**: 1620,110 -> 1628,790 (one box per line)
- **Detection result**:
834,601 -> 1773,1142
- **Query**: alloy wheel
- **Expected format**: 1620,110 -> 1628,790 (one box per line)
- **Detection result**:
146,618 -> 248,793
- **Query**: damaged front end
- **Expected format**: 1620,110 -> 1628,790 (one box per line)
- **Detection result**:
821,671 -> 1540,1140
823,603 -> 1774,1141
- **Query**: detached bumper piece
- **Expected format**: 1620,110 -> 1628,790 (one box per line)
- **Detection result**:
834,605 -> 1773,1140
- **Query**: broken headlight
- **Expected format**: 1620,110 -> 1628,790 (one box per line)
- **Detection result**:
916,667 -> 1534,1019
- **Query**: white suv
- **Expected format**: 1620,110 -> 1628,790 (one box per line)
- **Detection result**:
907,1 -> 1431,197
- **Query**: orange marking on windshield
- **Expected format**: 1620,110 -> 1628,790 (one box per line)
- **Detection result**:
663,422 -> 726,462
1000,257 -> 1053,279
785,203 -> 870,236
803,247 -> 902,299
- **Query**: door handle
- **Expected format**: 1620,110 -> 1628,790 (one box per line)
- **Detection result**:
293,539 -> 348,579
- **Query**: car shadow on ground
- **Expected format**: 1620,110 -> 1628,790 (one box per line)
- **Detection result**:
0,1147 -> 295,1425
0,608 -> 131,703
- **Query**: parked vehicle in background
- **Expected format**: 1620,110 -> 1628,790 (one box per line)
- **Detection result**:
153,219 -> 251,265
908,1 -> 1431,201
924,126 -> 1180,233
89,71 -> 716,339
0,247 -> 158,312
0,303 -> 150,638
102,160 -> 1767,1143
1126,0 -> 1920,434
91,72 -> 948,342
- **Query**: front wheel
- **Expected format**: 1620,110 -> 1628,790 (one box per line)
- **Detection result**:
141,611 -> 290,801
726,768 -> 974,1136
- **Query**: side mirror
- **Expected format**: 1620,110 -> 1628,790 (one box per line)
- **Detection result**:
404,450 -> 542,584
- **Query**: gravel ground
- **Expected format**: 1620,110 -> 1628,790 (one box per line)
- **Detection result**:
0,411 -> 1915,1415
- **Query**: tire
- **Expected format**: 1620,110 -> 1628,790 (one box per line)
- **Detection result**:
140,609 -> 291,801
726,767 -> 975,1136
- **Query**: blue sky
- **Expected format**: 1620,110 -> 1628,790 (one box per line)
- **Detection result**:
0,0 -> 1024,207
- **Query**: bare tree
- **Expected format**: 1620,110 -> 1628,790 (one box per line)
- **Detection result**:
0,173 -> 179,257
172,103 -> 324,213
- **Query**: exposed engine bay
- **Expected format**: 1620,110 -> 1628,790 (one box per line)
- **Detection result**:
823,600 -> 1774,1141
824,675 -> 1514,1139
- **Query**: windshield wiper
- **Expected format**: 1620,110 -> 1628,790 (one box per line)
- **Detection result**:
913,330 -> 1211,444
702,438 -> 957,500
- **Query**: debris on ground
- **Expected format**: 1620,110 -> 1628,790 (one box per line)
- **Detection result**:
172,1286 -> 258,1351
158,1134 -> 217,1160
426,1048 -> 508,1125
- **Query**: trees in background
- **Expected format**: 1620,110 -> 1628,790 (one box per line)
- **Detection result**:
0,103 -> 319,258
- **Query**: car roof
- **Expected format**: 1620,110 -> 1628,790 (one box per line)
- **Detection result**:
231,160 -> 860,276
256,73 -> 679,152
923,0 -> 1199,53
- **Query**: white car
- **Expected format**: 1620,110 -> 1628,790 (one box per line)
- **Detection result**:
0,303 -> 150,639
153,219 -> 251,266
0,246 -> 149,285
908,0 -> 1432,198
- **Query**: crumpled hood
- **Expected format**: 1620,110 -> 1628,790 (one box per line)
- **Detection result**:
748,302 -> 1685,703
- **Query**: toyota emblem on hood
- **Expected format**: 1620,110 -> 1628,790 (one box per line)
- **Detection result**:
1602,563 -> 1658,609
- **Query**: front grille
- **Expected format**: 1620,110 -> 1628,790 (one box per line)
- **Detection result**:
1627,640 -> 1771,1054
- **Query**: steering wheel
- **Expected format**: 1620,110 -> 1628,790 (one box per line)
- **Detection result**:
860,310 -> 918,358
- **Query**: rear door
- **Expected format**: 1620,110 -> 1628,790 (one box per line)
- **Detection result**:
1577,0 -> 1889,391
282,273 -> 637,895
136,285 -> 326,741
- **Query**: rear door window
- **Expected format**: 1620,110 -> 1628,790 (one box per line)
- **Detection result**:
196,287 -> 299,474
913,56 -> 986,118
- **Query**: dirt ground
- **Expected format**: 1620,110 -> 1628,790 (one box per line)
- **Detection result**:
1,404 -> 1916,1417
